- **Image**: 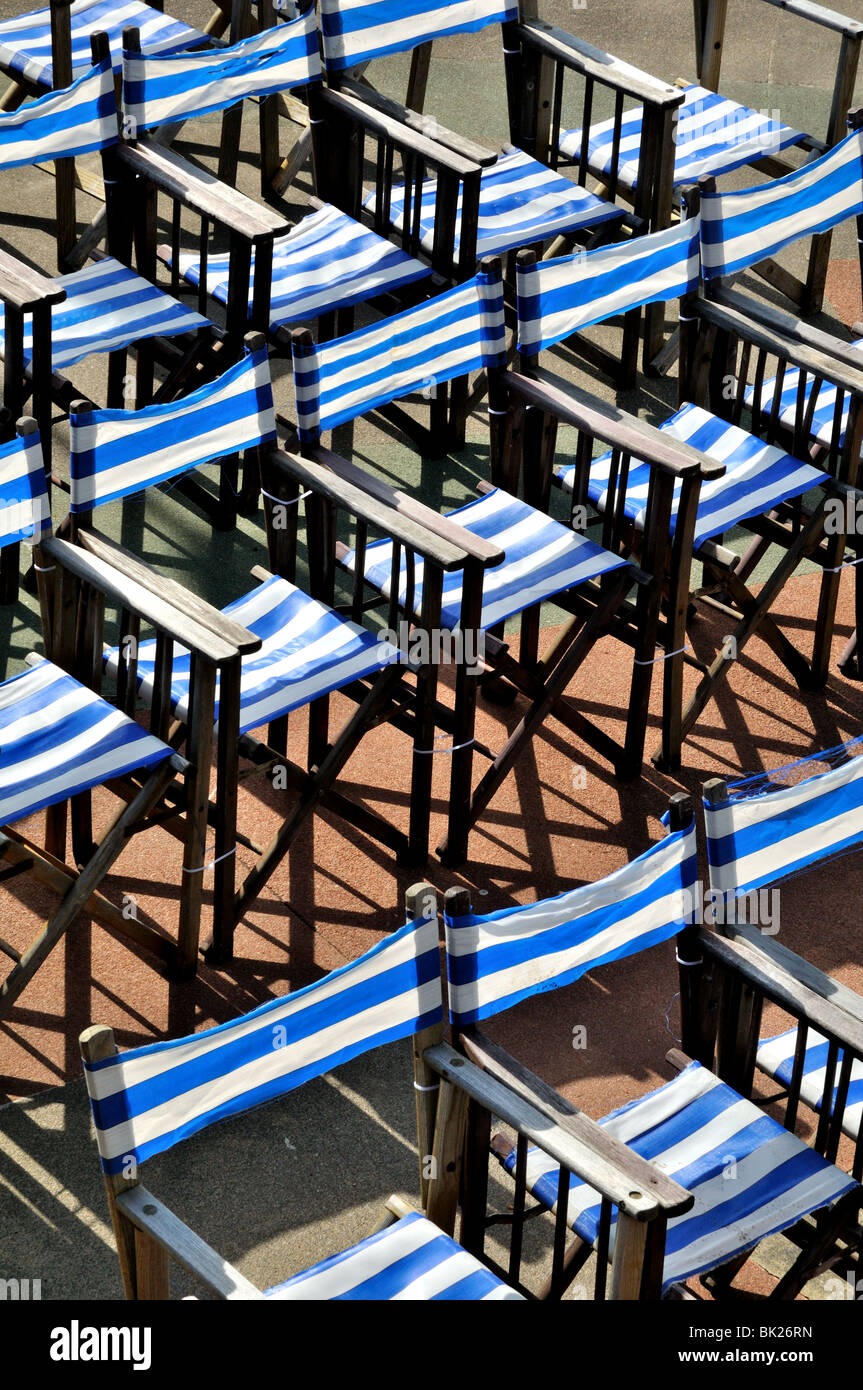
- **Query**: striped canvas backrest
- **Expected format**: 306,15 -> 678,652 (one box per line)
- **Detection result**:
704,750 -> 863,897
318,0 -> 518,72
84,914 -> 442,1174
0,428 -> 50,549
0,57 -> 117,169
70,346 -> 276,512
516,218 -> 701,357
122,13 -> 322,134
445,820 -> 698,1027
292,267 -> 506,442
701,129 -> 863,280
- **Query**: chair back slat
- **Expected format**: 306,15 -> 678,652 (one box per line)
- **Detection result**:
445,818 -> 698,1027
700,128 -> 863,281
318,0 -> 517,73
70,345 -> 275,513
83,913 -> 442,1174
0,57 -> 117,168
704,748 -> 863,898
122,15 -> 321,133
516,217 -> 700,357
292,266 -> 507,442
0,426 -> 50,549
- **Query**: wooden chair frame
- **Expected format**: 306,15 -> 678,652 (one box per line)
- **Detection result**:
488,340 -> 724,786
674,267 -> 863,770
0,523 -> 259,1013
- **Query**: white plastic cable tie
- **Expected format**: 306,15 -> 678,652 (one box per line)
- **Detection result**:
415,737 -> 475,755
182,846 -> 237,874
634,642 -> 691,666
261,486 -> 314,506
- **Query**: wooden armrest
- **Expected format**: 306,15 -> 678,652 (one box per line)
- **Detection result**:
522,368 -> 726,480
118,140 -> 290,243
759,0 -> 863,37
700,290 -> 863,397
315,85 -> 486,177
712,287 -> 863,377
424,1040 -> 693,1220
270,445 -> 504,570
698,926 -> 863,1055
116,1187 -> 265,1300
518,19 -> 684,108
75,528 -> 262,656
0,248 -> 66,312
42,536 -> 260,665
719,922 -> 863,1031
339,76 -> 497,167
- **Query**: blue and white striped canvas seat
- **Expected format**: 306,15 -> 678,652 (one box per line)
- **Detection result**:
555,402 -> 829,547
344,486 -> 629,633
122,14 -> 321,132
445,817 -> 697,1027
0,257 -> 211,373
292,268 -> 507,441
173,203 -> 433,331
0,58 -> 117,168
701,129 -> 863,281
559,85 -> 802,191
496,1059 -> 857,1292
516,218 -> 700,357
103,573 -> 399,736
756,1029 -> 863,1142
743,340 -> 863,452
264,1209 -> 522,1300
70,345 -> 275,510
0,0 -> 205,88
84,913 -> 442,1172
318,0 -> 517,71
369,149 -> 621,262
703,750 -> 863,897
0,659 -> 172,828
0,429 -> 50,548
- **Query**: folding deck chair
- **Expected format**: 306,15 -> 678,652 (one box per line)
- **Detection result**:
0,417 -> 50,603
0,0 -> 218,268
310,1 -> 653,387
0,44 -> 288,492
511,204 -> 863,771
281,263 -> 673,866
510,0 -> 863,363
700,750 -> 863,1180
64,341 -> 490,960
0,420 -> 258,1009
121,14 -> 470,360
442,795 -> 863,1299
79,889 -> 525,1301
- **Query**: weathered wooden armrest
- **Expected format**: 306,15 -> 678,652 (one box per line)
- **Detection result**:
339,76 -> 497,167
520,368 -> 726,481
117,139 -> 290,243
718,922 -> 863,1031
698,925 -> 863,1056
116,1186 -> 265,1300
518,18 -> 684,109
710,286 -> 863,378
759,0 -> 863,37
425,1039 -> 693,1221
74,527 -> 261,655
270,445 -> 504,570
42,535 -> 261,665
699,290 -> 863,398
316,84 -> 487,177
0,247 -> 66,312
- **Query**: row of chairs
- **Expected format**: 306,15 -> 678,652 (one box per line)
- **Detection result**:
79,736 -> 863,1299
2,144 -> 863,1008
